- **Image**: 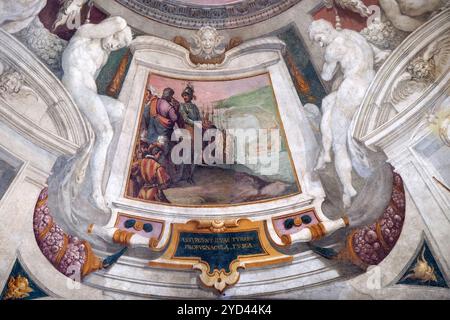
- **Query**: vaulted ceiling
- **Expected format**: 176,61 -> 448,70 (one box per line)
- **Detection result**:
112,0 -> 302,29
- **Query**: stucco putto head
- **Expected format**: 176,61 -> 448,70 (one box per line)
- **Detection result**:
190,26 -> 226,60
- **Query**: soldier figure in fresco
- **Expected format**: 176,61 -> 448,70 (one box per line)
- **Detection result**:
141,86 -> 186,185
180,85 -> 201,184
130,144 -> 171,203
127,140 -> 147,198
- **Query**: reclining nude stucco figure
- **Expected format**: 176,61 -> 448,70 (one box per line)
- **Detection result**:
379,0 -> 447,32
310,20 -> 375,208
61,16 -> 132,212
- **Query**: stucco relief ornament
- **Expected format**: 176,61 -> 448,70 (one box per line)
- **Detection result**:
324,0 -> 372,17
323,1 -> 393,64
0,67 -> 25,99
360,19 -> 407,51
14,18 -> 68,76
402,247 -> 438,283
407,56 -> 436,82
53,0 -> 91,31
174,26 -> 241,66
0,0 -> 69,76
190,26 -> 226,61
427,113 -> 450,147
388,36 -> 449,107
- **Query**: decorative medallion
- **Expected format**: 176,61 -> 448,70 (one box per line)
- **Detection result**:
149,219 -> 292,292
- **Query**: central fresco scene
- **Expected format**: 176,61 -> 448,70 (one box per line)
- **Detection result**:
126,73 -> 300,205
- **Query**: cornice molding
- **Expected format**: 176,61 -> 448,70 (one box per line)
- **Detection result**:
113,0 -> 302,30
131,35 -> 286,72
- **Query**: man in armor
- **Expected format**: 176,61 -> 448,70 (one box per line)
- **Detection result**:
180,85 -> 201,184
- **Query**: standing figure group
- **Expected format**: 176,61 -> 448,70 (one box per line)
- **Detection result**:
128,83 -> 202,203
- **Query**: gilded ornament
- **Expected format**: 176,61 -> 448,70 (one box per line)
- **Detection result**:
3,275 -> 33,300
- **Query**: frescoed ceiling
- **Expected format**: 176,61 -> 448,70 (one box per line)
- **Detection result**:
112,0 -> 302,29
175,0 -> 246,4
0,0 -> 449,301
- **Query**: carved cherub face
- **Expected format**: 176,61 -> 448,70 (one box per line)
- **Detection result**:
190,26 -> 225,59
102,27 -> 132,51
200,30 -> 216,52
309,20 -> 336,47
0,71 -> 23,96
407,56 -> 435,81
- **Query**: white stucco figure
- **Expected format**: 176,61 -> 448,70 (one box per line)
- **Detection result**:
310,19 -> 375,208
0,0 -> 46,33
432,97 -> 450,147
325,0 -> 372,17
61,16 -> 132,212
53,0 -> 89,31
379,0 -> 447,32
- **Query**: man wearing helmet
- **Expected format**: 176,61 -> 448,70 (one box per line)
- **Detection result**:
180,85 -> 201,184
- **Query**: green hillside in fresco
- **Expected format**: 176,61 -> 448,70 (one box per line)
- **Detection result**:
215,86 -> 276,113
214,85 -> 288,152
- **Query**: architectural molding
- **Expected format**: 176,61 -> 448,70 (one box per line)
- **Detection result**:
353,8 -> 450,151
348,9 -> 450,297
94,0 -> 326,76
0,29 -> 89,152
111,0 -> 302,30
